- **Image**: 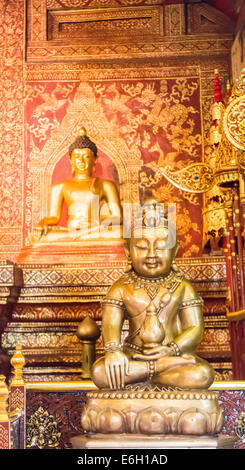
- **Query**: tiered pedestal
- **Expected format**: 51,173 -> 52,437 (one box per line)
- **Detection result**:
17,239 -> 125,265
71,434 -> 236,449
71,386 -> 236,449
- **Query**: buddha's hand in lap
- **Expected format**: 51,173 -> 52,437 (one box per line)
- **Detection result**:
105,351 -> 129,389
133,347 -> 196,366
33,219 -> 51,239
32,225 -> 48,241
32,217 -> 60,241
132,345 -> 175,361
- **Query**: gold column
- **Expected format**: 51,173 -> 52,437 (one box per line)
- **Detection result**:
9,346 -> 26,449
0,375 -> 10,449
10,345 -> 25,387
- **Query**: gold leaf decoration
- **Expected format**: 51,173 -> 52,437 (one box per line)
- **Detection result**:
26,407 -> 61,449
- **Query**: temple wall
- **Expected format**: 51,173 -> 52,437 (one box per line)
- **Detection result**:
1,4 -> 245,450
0,1 -> 237,381
24,73 -> 204,258
0,0 -> 234,261
0,0 -> 25,261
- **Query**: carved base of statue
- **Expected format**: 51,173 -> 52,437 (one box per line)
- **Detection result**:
81,385 -> 223,436
71,434 -> 236,450
70,385 -> 236,449
17,237 -> 125,264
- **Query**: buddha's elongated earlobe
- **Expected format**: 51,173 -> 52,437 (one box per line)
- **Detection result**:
70,156 -> 75,174
172,241 -> 180,272
124,241 -> 132,271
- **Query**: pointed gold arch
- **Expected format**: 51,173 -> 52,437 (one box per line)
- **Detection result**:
30,82 -> 142,221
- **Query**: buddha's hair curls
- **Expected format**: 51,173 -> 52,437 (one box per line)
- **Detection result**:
68,135 -> 98,158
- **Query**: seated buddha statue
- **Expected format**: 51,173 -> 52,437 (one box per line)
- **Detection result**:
92,199 -> 214,390
32,128 -> 122,244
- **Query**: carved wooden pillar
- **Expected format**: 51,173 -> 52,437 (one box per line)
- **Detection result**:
9,346 -> 26,449
0,375 -> 10,449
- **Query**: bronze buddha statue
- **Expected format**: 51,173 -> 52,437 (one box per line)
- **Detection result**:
80,200 -> 223,441
92,199 -> 214,390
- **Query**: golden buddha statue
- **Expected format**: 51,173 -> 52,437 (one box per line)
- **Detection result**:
33,128 -> 122,243
92,199 -> 214,390
18,128 -> 124,263
79,200 -> 224,443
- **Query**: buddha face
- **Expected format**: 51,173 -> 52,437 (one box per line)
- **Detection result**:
127,228 -> 177,278
71,147 -> 96,176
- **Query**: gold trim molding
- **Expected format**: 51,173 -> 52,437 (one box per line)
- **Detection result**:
25,380 -> 245,392
26,2 -> 233,63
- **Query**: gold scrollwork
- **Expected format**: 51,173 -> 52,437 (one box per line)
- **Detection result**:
223,95 -> 245,152
26,406 -> 61,449
162,162 -> 214,193
235,412 -> 245,442
223,68 -> 245,152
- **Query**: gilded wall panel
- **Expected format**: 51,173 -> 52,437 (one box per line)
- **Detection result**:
26,1 -> 233,62
0,0 -> 25,260
47,6 -> 164,41
0,0 -> 232,263
24,68 -> 204,257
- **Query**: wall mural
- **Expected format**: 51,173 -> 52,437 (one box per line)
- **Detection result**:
25,75 -> 203,258
0,0 -> 25,260
0,0 -> 233,262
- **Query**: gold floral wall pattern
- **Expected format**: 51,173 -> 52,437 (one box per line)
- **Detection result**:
91,76 -> 203,257
24,70 -> 203,257
0,0 -> 232,261
0,0 -> 25,260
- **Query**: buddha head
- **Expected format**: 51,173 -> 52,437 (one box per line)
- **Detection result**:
69,128 -> 98,177
125,198 -> 178,278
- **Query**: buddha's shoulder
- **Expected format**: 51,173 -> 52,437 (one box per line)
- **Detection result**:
50,181 -> 66,192
105,272 -> 132,298
103,278 -> 125,305
94,178 -> 118,190
52,179 -> 79,191
181,277 -> 200,300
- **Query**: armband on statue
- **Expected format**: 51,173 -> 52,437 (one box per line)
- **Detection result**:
168,342 -> 181,356
104,342 -> 123,353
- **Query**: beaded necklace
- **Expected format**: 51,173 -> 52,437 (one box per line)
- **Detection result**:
124,268 -> 183,301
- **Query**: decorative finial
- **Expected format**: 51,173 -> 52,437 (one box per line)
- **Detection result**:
76,316 -> 100,342
10,345 -> 25,386
78,127 -> 87,137
226,79 -> 231,104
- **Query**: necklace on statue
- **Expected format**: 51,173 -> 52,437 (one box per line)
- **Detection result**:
124,268 -> 183,301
